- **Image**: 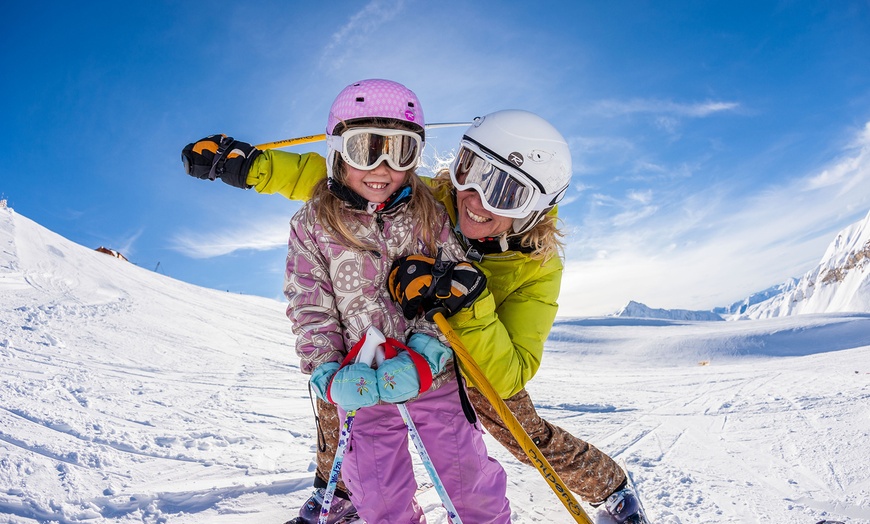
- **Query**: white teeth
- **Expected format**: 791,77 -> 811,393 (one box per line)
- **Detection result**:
466,208 -> 490,223
366,182 -> 388,189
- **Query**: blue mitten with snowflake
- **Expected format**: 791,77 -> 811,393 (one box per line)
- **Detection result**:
330,363 -> 379,411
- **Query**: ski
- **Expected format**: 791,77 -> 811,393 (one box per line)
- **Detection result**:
618,459 -> 652,524
284,516 -> 361,524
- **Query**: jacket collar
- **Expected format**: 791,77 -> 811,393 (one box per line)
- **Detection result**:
454,223 -> 534,262
328,178 -> 413,214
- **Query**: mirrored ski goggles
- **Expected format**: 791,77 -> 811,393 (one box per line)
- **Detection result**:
327,128 -> 423,171
450,139 -> 546,218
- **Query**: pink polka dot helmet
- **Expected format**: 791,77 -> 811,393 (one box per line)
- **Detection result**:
326,78 -> 425,136
325,79 -> 425,180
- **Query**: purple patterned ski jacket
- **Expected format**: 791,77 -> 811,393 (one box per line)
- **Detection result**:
284,191 -> 466,395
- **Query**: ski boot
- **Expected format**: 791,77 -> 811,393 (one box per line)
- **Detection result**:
604,485 -> 644,523
284,487 -> 360,524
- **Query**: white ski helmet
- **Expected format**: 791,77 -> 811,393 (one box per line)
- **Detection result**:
450,109 -> 572,235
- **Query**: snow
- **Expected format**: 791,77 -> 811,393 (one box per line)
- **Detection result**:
2,205 -> 869,524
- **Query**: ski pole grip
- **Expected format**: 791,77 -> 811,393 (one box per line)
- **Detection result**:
355,325 -> 387,368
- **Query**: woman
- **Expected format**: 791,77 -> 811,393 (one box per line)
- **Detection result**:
182,105 -> 640,524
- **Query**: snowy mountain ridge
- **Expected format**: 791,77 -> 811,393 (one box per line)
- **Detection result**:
713,278 -> 800,316
737,208 -> 870,319
617,209 -> 870,320
612,300 -> 723,321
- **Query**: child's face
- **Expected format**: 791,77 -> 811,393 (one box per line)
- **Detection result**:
343,161 -> 407,204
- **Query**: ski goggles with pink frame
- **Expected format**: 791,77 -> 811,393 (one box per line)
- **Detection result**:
327,128 -> 423,171
449,138 -> 548,218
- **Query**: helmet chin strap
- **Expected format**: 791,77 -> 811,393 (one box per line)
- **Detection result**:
496,233 -> 511,251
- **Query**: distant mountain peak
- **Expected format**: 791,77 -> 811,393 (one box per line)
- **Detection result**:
734,209 -> 870,319
613,300 -> 723,321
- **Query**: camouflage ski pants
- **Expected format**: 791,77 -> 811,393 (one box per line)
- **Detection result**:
313,385 -> 624,504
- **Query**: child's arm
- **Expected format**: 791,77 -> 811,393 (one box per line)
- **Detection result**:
284,210 -> 345,374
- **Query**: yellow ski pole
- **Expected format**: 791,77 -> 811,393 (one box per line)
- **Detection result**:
256,134 -> 325,150
432,312 -> 594,524
255,122 -> 472,151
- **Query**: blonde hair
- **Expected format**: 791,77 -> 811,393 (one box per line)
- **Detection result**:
432,173 -> 564,261
513,213 -> 564,262
313,119 -> 443,254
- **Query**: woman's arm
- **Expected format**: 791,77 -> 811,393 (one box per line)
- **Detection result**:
247,150 -> 327,201
447,258 -> 562,398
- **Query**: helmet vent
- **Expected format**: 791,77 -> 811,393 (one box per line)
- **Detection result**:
529,150 -> 554,163
355,97 -> 364,102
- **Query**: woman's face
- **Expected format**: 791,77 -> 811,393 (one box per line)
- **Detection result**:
343,161 -> 407,204
455,188 -> 514,239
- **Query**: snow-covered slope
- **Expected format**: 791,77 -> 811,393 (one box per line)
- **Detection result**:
738,209 -> 870,319
2,205 -> 869,524
612,300 -> 723,321
0,207 -> 307,523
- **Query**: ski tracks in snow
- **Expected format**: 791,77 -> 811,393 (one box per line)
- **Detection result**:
1,237 -> 310,521
532,347 -> 870,524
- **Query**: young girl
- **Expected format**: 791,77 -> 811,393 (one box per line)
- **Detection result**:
284,79 -> 511,523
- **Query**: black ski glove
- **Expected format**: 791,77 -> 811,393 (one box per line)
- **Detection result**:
388,252 -> 487,320
181,134 -> 262,189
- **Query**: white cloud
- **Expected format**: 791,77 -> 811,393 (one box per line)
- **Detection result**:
611,205 -> 658,227
627,189 -> 653,204
630,161 -> 668,175
589,98 -> 741,118
558,194 -> 580,207
804,122 -> 870,193
116,228 -> 144,257
320,0 -> 406,71
170,220 -> 291,259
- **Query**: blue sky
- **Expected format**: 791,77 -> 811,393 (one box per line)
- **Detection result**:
3,1 -> 870,316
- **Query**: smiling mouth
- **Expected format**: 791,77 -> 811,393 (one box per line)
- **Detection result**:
466,208 -> 491,223
365,182 -> 389,190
